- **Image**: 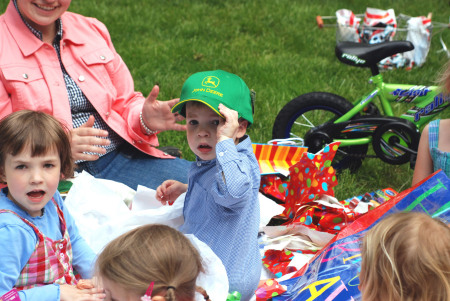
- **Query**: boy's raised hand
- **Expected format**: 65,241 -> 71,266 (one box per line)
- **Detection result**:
156,180 -> 188,205
217,103 -> 240,142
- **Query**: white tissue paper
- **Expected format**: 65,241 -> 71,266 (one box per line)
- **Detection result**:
64,171 -> 228,301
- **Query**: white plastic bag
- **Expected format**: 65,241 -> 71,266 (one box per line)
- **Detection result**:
335,9 -> 361,43
404,16 -> 432,67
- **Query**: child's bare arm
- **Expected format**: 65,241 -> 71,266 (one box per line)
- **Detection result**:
156,180 -> 188,205
412,124 -> 434,186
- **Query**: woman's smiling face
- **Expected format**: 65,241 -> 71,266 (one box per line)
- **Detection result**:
16,0 -> 71,34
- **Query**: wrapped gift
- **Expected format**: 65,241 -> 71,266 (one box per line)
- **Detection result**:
260,174 -> 290,203
291,198 -> 356,234
262,249 -> 318,278
255,279 -> 287,301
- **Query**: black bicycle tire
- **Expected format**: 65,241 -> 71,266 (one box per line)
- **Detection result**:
372,122 -> 419,165
272,92 -> 368,171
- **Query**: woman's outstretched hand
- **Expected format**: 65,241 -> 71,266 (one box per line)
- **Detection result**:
141,85 -> 186,133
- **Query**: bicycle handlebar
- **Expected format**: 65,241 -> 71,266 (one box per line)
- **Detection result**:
316,16 -> 324,28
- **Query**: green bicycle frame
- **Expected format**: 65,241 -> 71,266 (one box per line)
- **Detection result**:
333,73 -> 449,147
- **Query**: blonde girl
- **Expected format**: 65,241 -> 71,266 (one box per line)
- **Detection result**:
359,211 -> 450,301
96,224 -> 210,301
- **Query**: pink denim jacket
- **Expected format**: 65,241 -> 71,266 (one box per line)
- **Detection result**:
0,2 -> 169,158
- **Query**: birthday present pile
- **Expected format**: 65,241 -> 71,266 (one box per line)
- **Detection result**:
255,142 -> 399,300
259,169 -> 450,300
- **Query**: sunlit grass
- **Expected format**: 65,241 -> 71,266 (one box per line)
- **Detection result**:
63,0 -> 450,200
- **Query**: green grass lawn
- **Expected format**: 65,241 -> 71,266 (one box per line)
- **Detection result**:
22,0 -> 450,200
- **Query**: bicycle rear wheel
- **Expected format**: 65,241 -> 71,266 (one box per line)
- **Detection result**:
272,92 -> 368,171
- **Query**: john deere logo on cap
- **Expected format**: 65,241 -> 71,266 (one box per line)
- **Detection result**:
202,76 -> 220,88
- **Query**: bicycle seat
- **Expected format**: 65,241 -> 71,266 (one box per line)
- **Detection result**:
335,41 -> 414,68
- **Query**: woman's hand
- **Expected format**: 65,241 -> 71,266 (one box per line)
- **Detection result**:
70,115 -> 110,161
141,85 -> 186,133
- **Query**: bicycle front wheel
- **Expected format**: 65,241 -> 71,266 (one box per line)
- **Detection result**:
272,92 -> 368,171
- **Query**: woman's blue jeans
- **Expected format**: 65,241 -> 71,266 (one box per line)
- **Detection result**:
76,143 -> 191,190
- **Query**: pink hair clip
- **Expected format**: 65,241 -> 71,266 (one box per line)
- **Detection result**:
140,282 -> 154,301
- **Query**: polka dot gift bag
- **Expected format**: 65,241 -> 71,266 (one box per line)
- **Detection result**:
282,142 -> 340,221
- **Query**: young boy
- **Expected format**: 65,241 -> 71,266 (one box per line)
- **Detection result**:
156,70 -> 261,300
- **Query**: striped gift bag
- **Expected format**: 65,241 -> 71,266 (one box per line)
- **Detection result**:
252,143 -> 308,176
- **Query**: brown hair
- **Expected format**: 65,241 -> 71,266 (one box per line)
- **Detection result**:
360,211 -> 450,301
0,110 -> 74,180
185,101 -> 249,126
96,224 -> 205,301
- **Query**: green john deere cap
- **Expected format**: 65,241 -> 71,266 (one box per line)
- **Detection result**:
172,70 -> 254,124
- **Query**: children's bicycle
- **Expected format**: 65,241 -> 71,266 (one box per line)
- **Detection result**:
272,40 -> 450,171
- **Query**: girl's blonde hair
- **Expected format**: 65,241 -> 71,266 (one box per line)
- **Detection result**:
439,60 -> 450,93
360,211 -> 450,301
96,224 -> 205,301
0,110 -> 74,180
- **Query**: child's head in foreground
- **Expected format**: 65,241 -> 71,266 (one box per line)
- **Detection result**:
171,70 -> 254,160
0,110 -> 73,216
96,224 -> 204,301
360,211 -> 450,301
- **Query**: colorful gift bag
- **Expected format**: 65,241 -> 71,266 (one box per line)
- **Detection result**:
282,142 -> 340,220
253,143 -> 308,176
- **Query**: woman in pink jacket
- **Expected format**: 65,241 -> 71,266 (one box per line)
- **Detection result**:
0,0 -> 191,190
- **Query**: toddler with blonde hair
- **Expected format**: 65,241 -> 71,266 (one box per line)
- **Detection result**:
96,224 -> 209,301
360,211 -> 450,301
